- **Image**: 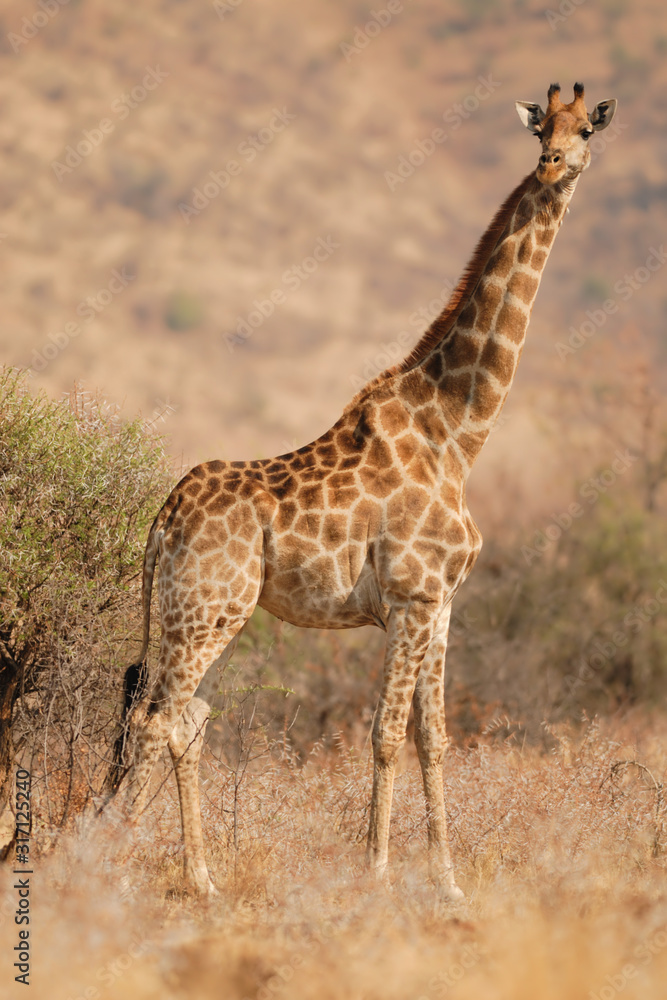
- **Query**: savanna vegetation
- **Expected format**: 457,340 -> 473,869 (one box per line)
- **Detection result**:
0,362 -> 666,999
0,368 -> 171,851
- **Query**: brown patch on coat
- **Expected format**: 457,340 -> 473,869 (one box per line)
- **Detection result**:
379,399 -> 410,435
400,371 -> 437,409
359,465 -> 403,498
439,372 -> 473,426
294,513 -> 321,539
496,302 -> 526,343
455,429 -> 488,462
407,452 -> 437,487
367,438 -> 393,469
475,282 -> 504,334
274,500 -> 298,532
322,513 -> 348,550
395,433 -> 418,467
441,330 -> 480,370
531,248 -> 548,270
420,502 -> 447,539
445,549 -> 468,584
469,373 -> 501,422
298,483 -> 324,509
508,270 -> 539,304
479,338 -> 515,386
411,406 -> 447,447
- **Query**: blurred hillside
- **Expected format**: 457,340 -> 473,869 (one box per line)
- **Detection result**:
1,0 -> 666,523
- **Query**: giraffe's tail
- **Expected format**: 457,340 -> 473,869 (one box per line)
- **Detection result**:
104,513 -> 162,796
104,661 -> 150,795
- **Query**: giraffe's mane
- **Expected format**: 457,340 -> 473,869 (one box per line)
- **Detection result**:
348,169 -> 539,412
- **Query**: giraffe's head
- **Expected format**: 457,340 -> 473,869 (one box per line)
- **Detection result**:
516,82 -> 617,186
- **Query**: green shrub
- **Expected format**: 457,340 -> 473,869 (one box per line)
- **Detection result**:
0,368 -> 173,839
164,290 -> 204,332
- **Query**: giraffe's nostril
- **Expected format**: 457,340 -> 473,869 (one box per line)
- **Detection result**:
553,154 -> 560,163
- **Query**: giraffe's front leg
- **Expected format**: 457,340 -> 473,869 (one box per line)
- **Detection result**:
366,602 -> 436,878
413,603 -> 464,902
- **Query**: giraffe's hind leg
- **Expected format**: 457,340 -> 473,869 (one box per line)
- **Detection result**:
115,490 -> 268,893
167,631 -> 243,896
119,616 -> 249,822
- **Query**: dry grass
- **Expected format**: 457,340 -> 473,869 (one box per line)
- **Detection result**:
4,714 -> 667,1000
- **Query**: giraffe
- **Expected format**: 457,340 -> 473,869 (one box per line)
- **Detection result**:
110,83 -> 617,898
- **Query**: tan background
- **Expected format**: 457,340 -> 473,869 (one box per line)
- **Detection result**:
2,0 -> 665,521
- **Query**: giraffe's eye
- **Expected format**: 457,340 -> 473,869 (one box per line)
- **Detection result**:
582,129 -> 593,140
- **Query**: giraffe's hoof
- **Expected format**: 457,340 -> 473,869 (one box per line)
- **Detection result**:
119,873 -> 134,898
430,868 -> 465,903
367,860 -> 390,886
185,871 -> 219,898
435,880 -> 465,903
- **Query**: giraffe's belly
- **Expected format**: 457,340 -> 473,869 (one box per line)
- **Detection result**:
257,550 -> 387,631
257,507 -> 481,630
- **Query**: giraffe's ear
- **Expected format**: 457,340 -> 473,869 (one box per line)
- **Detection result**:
515,101 -> 546,134
588,98 -> 617,131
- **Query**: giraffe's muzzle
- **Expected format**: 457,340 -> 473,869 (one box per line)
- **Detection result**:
536,148 -> 567,185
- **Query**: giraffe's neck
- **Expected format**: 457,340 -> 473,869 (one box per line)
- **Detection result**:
399,171 -> 578,470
